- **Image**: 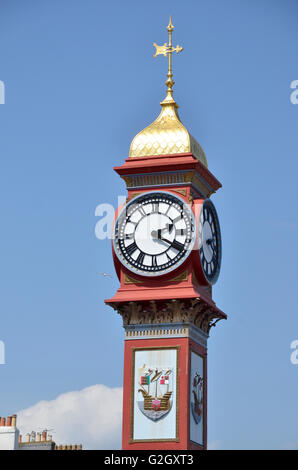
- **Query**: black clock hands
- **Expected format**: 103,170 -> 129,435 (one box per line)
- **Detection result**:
157,236 -> 184,252
158,236 -> 172,245
151,223 -> 174,239
206,237 -> 216,249
151,226 -> 184,252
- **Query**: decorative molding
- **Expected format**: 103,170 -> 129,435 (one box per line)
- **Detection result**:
122,176 -> 132,188
122,172 -> 188,189
168,270 -> 188,282
126,192 -> 143,202
125,270 -> 188,285
109,298 -> 226,334
171,188 -> 187,197
124,322 -> 208,348
120,170 -> 213,198
192,270 -> 200,286
124,274 -> 142,285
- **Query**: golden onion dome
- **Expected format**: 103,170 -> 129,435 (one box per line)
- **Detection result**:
129,95 -> 207,167
129,17 -> 207,167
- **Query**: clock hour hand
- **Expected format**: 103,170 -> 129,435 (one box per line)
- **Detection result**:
151,224 -> 174,239
206,238 -> 216,252
167,223 -> 174,233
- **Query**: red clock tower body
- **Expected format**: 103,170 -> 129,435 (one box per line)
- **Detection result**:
105,20 -> 227,450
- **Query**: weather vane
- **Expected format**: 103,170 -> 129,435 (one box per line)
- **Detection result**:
153,17 -> 183,99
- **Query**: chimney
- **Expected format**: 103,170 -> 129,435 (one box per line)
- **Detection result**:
42,431 -> 47,441
25,433 -> 30,443
36,433 -> 41,442
0,416 -> 19,450
18,434 -> 22,443
11,415 -> 17,427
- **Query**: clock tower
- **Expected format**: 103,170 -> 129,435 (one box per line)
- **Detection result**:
105,18 -> 227,450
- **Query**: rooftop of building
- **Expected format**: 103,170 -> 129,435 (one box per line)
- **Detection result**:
0,415 -> 82,450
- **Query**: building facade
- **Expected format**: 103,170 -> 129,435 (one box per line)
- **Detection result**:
0,415 -> 82,450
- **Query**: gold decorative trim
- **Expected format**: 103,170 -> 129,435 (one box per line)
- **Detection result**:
122,172 -> 188,189
124,274 -> 142,285
183,171 -> 194,182
122,176 -> 132,188
192,270 -> 199,285
168,269 -> 188,282
121,171 -> 213,198
171,188 -> 187,197
126,192 -> 143,202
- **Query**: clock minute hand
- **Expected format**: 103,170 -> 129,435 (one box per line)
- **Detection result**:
159,236 -> 172,245
160,236 -> 184,252
210,240 -> 217,251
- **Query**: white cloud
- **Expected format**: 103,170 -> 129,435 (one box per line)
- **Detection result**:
17,384 -> 123,450
208,440 -> 223,450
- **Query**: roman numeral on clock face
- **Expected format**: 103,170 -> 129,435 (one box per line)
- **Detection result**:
138,206 -> 146,217
172,213 -> 183,224
152,202 -> 159,213
126,241 -> 138,257
136,252 -> 145,265
125,233 -> 134,240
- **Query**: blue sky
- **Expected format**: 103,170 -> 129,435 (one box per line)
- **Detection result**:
0,0 -> 297,449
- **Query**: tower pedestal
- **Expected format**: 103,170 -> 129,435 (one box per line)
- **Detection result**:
107,298 -> 226,450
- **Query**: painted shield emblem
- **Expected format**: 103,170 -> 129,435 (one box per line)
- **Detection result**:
191,372 -> 203,424
152,399 -> 161,411
137,366 -> 173,422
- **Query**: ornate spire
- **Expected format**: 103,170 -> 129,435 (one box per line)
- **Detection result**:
129,18 -> 207,167
153,16 -> 183,106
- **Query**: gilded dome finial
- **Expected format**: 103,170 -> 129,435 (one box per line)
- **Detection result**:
128,18 -> 208,167
153,16 -> 183,106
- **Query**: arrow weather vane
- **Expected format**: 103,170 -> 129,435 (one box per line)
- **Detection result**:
153,17 -> 183,100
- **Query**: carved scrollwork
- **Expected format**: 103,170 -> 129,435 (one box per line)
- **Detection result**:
109,297 -> 225,334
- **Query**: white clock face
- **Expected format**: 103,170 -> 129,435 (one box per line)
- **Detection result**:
113,191 -> 196,277
198,199 -> 221,284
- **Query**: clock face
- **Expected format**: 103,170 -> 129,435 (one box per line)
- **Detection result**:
113,191 -> 196,277
198,199 -> 221,284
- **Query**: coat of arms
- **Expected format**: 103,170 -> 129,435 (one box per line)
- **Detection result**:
191,372 -> 203,424
137,365 -> 173,422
